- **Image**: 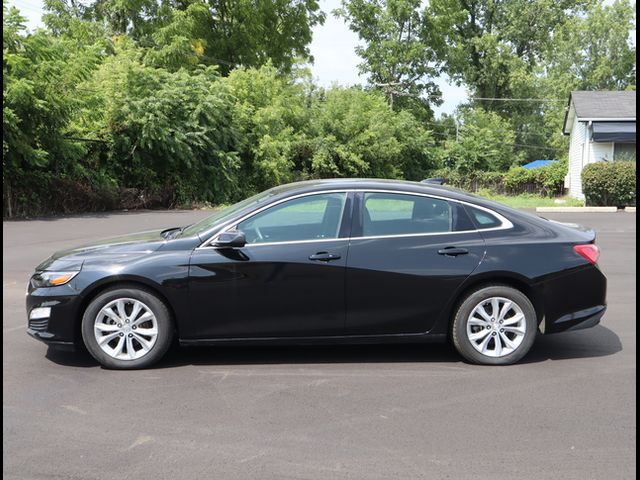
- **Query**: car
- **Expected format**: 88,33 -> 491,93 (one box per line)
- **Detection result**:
26,179 -> 607,369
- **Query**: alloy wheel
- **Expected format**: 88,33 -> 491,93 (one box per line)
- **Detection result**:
94,298 -> 158,360
466,297 -> 526,358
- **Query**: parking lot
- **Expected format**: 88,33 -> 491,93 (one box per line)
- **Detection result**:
3,209 -> 636,479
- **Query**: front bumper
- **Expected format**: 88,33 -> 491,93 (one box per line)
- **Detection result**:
26,282 -> 84,350
26,328 -> 76,351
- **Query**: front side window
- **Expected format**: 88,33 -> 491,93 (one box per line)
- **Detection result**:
237,193 -> 347,244
362,193 -> 452,237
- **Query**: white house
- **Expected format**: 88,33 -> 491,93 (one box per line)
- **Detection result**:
563,91 -> 636,199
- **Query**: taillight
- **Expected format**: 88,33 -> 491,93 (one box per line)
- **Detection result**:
574,244 -> 600,265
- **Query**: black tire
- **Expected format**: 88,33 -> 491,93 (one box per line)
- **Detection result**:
81,286 -> 174,369
451,284 -> 537,365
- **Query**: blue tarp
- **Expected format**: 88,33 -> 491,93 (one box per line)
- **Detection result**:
522,160 -> 557,170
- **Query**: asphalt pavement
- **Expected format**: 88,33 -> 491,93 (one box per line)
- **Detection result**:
3,209 -> 636,479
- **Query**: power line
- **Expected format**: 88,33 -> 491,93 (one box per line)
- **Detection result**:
470,97 -> 565,102
508,143 -> 560,151
9,0 -> 42,15
423,122 -> 562,151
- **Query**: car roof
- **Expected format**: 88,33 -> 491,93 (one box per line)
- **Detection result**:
266,178 -> 561,231
268,178 -> 478,202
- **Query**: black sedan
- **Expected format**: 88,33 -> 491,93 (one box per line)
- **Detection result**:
26,179 -> 607,368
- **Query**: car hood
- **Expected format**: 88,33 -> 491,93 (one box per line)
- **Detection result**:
37,230 -> 167,271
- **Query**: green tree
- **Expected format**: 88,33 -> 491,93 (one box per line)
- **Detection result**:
226,69 -> 440,190
427,0 -> 591,110
3,2 -> 104,216
57,0 -> 326,74
88,0 -> 161,38
335,0 -> 441,113
442,107 -> 520,172
225,64 -> 312,192
79,38 -> 240,204
542,0 -> 637,149
308,87 -> 438,179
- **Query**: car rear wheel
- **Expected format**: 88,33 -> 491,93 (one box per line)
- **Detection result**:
452,285 -> 537,365
81,286 -> 173,369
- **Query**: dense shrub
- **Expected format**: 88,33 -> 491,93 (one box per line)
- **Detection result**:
582,161 -> 636,206
3,26 -> 443,218
434,160 -> 568,196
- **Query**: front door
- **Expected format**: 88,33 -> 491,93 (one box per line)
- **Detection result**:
186,192 -> 352,339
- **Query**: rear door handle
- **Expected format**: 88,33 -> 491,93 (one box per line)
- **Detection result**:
309,252 -> 342,262
438,247 -> 469,256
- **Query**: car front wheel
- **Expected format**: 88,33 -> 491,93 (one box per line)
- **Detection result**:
81,286 -> 173,369
452,285 -> 537,365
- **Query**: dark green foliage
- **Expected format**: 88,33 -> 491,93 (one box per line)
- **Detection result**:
440,107 -> 521,172
436,160 -> 568,196
306,87 -> 438,180
335,0 -> 441,113
3,2 -> 106,216
2,0 -> 637,216
84,41 -> 241,205
582,161 -> 636,206
56,0 -> 326,75
2,19 -> 441,216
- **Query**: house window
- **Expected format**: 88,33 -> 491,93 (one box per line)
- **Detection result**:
614,143 -> 636,161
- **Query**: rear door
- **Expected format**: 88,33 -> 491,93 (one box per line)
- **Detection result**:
345,191 -> 486,335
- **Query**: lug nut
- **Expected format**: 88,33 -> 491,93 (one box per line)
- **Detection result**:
491,318 -> 495,322
128,333 -> 133,338
492,332 -> 497,336
117,323 -> 122,328
125,320 -> 129,324
119,333 -> 124,337
499,320 -> 503,324
500,329 -> 505,333
132,326 -> 136,330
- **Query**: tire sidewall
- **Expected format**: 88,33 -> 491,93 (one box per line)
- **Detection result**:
452,285 -> 537,365
81,286 -> 173,369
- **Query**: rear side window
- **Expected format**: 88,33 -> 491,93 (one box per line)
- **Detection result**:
465,205 -> 503,229
362,193 -> 452,236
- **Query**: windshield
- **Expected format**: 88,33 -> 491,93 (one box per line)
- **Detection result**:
180,189 -> 279,237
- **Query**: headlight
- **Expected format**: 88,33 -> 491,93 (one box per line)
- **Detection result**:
30,271 -> 79,288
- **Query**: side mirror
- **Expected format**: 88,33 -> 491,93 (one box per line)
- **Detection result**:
214,231 -> 246,249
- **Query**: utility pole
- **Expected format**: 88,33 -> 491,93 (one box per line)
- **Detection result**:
373,82 -> 404,110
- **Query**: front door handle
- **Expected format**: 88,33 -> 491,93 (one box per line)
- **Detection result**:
309,252 -> 342,262
438,247 -> 469,256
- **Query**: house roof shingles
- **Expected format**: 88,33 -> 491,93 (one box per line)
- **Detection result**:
571,91 -> 636,119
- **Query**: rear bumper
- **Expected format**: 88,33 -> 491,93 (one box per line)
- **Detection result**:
539,264 -> 607,334
544,305 -> 606,334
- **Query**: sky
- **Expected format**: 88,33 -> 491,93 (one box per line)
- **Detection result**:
8,0 -> 468,115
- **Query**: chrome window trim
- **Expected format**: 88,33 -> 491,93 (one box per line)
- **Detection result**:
197,188 -> 513,249
198,190 -> 350,249
225,237 -> 351,248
